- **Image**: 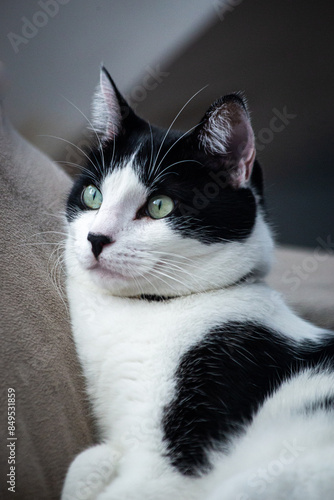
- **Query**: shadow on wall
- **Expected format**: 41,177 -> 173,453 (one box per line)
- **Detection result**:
131,0 -> 334,249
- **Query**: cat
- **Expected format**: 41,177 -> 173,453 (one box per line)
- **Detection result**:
61,67 -> 334,500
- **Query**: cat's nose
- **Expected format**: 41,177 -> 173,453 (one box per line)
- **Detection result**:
87,232 -> 112,259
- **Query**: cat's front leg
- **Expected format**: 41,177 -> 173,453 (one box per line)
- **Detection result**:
61,443 -> 119,500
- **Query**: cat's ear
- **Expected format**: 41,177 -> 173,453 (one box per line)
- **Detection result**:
92,66 -> 134,142
195,95 -> 256,188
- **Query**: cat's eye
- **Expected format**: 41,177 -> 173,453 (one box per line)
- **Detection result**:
82,185 -> 103,210
147,195 -> 175,219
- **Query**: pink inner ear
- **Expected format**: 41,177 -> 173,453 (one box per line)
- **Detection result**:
243,140 -> 256,182
100,70 -> 122,140
228,116 -> 256,188
197,98 -> 256,189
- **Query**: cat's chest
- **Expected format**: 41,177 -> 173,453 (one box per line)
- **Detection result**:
67,281 -> 284,375
70,289 -> 205,365
68,286 -> 214,437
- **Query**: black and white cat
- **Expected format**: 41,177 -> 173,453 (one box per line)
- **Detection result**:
62,67 -> 334,500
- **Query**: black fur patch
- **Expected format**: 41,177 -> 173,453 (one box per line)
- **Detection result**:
304,396 -> 334,414
162,322 -> 334,476
66,123 -> 260,245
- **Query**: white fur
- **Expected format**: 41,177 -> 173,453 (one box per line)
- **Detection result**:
199,107 -> 232,157
62,162 -> 334,500
92,70 -> 122,141
207,371 -> 334,500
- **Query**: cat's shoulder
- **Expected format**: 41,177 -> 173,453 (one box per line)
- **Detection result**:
110,281 -> 324,343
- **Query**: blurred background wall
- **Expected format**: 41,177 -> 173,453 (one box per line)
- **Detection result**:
1,0 -> 333,249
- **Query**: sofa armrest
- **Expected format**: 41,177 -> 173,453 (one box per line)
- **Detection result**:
0,100 -> 95,499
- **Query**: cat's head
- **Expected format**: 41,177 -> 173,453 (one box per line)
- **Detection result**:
65,67 -> 273,297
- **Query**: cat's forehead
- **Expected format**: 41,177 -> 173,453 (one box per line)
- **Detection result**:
98,127 -> 189,188
101,155 -> 147,204
131,128 -> 184,169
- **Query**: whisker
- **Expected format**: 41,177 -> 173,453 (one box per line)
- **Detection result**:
18,242 -> 63,247
56,160 -> 99,182
38,135 -> 101,178
28,230 -> 73,240
147,270 -> 180,294
129,265 -> 161,296
157,260 -> 215,291
141,254 -> 214,291
148,267 -> 188,290
151,85 -> 208,177
60,95 -> 106,176
41,210 -> 67,220
144,250 -> 199,264
150,170 -> 179,186
151,158 -> 203,187
141,253 -> 203,272
147,122 -> 155,181
154,123 -> 199,177
48,241 -> 69,313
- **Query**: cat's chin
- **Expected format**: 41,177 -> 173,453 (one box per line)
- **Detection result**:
84,263 -> 151,297
89,263 -> 129,282
87,264 -> 136,293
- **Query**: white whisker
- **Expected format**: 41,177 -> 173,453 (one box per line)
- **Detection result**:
56,160 -> 99,182
150,86 -> 208,178
148,267 -> 189,291
154,124 -> 200,179
61,95 -> 106,175
39,135 -> 102,178
147,122 -> 155,181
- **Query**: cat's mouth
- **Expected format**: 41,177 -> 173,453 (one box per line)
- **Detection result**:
85,255 -> 173,292
88,262 -> 131,282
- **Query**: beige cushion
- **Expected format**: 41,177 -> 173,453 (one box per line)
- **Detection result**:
268,246 -> 334,330
0,102 -> 95,499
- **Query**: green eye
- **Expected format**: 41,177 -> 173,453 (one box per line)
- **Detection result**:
82,185 -> 103,209
147,195 -> 175,219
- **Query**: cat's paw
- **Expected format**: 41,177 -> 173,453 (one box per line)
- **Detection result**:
61,443 -> 120,500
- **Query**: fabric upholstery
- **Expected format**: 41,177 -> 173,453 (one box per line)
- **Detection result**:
0,102 -> 95,500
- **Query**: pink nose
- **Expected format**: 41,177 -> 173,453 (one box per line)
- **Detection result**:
87,233 -> 112,259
